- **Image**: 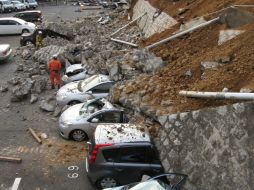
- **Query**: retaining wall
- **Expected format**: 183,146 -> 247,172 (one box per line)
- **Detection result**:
132,0 -> 177,38
155,101 -> 254,190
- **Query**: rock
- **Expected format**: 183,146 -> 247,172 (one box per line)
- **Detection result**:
41,133 -> 48,139
53,106 -> 62,117
219,56 -> 232,64
33,45 -> 66,64
11,78 -> 34,102
21,49 -> 31,59
30,94 -> 38,104
185,69 -> 192,77
8,77 -> 22,85
218,30 -> 244,45
201,61 -> 219,70
39,100 -> 55,112
31,76 -> 48,94
16,64 -> 24,72
0,84 -> 8,92
240,88 -> 253,93
222,87 -> 229,92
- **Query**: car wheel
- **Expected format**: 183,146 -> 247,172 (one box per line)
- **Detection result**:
96,177 -> 118,189
22,29 -> 29,34
25,40 -> 33,46
68,100 -> 81,106
70,129 -> 88,141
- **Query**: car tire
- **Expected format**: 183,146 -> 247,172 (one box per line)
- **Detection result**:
22,29 -> 29,34
25,40 -> 33,46
68,100 -> 81,105
96,176 -> 118,189
70,129 -> 88,142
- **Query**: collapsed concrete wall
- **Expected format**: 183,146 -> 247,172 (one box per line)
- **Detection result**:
155,101 -> 254,190
132,0 -> 177,38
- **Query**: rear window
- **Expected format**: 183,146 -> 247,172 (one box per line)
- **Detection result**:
118,146 -> 148,163
102,148 -> 118,162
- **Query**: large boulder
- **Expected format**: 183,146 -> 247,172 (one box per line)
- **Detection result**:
31,75 -> 48,94
11,78 -> 34,102
33,45 -> 66,64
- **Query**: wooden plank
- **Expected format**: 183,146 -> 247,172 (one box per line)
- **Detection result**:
28,128 -> 42,144
0,156 -> 22,163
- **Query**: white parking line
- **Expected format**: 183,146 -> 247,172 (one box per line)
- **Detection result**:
11,178 -> 21,190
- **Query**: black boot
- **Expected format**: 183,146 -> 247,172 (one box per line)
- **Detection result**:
57,85 -> 61,89
51,85 -> 55,89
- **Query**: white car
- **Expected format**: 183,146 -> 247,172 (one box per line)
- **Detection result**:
62,64 -> 89,84
0,17 -> 35,35
56,74 -> 114,107
11,1 -> 26,11
0,44 -> 12,61
0,0 -> 13,12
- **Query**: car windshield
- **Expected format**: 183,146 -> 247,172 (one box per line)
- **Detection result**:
79,98 -> 105,116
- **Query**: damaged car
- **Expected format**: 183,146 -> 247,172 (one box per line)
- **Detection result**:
62,64 -> 89,84
56,74 -> 114,106
104,173 -> 188,190
59,98 -> 128,141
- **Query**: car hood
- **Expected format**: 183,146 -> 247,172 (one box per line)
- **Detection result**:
0,44 -> 10,51
57,81 -> 81,95
66,64 -> 84,73
61,103 -> 84,122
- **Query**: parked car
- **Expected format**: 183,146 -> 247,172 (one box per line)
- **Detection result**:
20,0 -> 37,9
104,173 -> 188,190
86,123 -> 163,189
20,28 -> 71,46
11,0 -> 26,11
0,17 -> 35,35
0,0 -> 13,12
14,10 -> 42,23
56,74 -> 114,107
59,97 -> 128,141
0,44 -> 12,61
62,64 -> 88,84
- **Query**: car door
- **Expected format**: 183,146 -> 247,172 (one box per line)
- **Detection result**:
89,82 -> 114,98
0,20 -> 8,34
6,20 -> 21,34
113,146 -> 152,185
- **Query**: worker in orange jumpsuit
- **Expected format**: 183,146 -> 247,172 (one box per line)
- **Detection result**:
47,54 -> 62,89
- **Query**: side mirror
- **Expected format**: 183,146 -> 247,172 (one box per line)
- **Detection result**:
91,118 -> 99,123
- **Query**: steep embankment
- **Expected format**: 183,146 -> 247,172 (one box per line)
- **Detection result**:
114,0 -> 254,114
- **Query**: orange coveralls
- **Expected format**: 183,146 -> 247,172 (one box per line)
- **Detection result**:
47,59 -> 62,89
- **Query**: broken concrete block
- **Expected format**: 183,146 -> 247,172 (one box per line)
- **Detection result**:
39,100 -> 55,112
201,61 -> 219,70
218,30 -> 244,45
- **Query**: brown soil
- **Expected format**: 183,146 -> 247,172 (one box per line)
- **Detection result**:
129,0 -> 254,113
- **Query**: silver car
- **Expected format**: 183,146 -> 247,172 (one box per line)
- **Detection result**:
62,64 -> 88,84
59,98 -> 128,141
56,74 -> 114,107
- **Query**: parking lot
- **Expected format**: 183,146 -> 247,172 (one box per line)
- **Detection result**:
0,4 -> 104,190
0,4 -> 103,47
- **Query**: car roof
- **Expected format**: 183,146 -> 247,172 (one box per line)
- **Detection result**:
81,74 -> 112,92
95,123 -> 150,145
17,10 -> 41,13
0,17 -> 25,23
66,64 -> 85,73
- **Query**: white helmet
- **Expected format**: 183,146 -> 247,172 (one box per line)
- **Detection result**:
52,54 -> 58,59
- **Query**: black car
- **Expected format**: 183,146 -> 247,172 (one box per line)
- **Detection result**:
86,124 -> 164,189
20,29 -> 71,46
14,10 -> 42,23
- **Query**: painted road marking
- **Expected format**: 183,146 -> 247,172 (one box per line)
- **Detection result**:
11,178 -> 21,190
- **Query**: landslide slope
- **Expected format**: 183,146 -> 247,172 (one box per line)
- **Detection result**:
116,0 -> 254,114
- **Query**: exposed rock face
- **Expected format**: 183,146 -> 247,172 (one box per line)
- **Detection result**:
155,102 -> 254,190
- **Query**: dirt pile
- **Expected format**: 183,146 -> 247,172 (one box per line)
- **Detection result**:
111,1 -> 254,114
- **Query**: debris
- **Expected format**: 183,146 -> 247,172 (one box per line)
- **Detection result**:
201,61 -> 219,70
0,156 -> 22,163
185,69 -> 192,77
0,84 -> 8,92
10,78 -> 34,102
28,128 -> 42,144
39,100 -> 55,112
53,106 -> 62,117
110,38 -> 138,47
41,133 -> 48,139
30,94 -> 38,104
218,30 -> 244,45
